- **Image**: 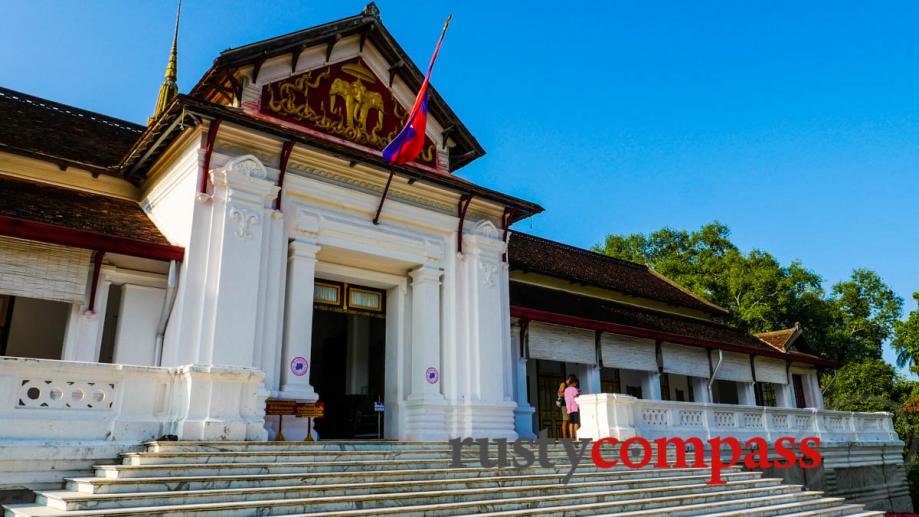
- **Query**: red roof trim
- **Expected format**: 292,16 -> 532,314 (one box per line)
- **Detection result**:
0,215 -> 185,262
510,305 -> 837,367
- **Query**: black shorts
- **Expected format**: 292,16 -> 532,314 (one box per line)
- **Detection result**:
568,411 -> 580,425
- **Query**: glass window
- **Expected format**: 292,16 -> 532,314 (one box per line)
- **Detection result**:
600,367 -> 620,394
349,288 -> 382,311
314,282 -> 341,305
754,382 -> 777,407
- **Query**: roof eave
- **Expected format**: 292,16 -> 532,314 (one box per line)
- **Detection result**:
121,97 -> 542,219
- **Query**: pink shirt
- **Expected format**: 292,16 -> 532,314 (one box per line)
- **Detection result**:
564,386 -> 580,414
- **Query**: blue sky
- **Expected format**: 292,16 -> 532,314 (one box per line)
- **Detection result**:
3,1 -> 918,371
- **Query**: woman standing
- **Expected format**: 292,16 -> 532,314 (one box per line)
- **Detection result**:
557,380 -> 569,438
564,374 -> 581,439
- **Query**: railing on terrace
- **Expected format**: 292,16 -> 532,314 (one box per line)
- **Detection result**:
576,393 -> 898,444
0,356 -> 267,443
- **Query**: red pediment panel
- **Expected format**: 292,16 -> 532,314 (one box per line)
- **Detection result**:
259,58 -> 437,167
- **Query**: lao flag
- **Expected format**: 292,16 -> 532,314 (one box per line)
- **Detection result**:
382,16 -> 451,165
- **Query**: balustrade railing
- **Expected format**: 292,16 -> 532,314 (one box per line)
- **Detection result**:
577,393 -> 898,444
0,357 -> 267,443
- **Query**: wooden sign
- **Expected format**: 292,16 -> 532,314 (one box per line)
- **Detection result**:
296,402 -> 325,418
265,399 -> 297,416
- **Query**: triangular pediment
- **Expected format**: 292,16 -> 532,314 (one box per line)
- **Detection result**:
190,3 -> 483,173
257,57 -> 439,169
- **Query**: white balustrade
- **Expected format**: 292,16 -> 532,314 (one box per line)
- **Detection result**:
0,357 -> 267,443
577,393 -> 898,444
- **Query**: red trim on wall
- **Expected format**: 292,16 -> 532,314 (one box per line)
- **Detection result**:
456,194 -> 473,255
85,250 -> 105,314
198,119 -> 222,195
0,215 -> 185,262
275,140 -> 295,211
510,305 -> 837,367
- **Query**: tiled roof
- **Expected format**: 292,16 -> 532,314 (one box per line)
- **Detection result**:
508,232 -> 728,316
755,326 -> 802,353
0,176 -> 170,245
510,282 -> 834,367
0,87 -> 144,174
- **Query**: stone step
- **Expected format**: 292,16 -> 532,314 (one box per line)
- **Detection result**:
120,449 -> 586,465
93,455 -> 609,478
70,465 -> 740,494
145,440 -> 453,453
289,487 -> 818,517
688,498 -> 866,516
6,483 -> 803,517
38,472 -> 769,511
143,440 -> 583,453
442,492 -> 833,517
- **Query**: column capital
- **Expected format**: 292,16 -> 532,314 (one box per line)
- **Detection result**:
410,264 -> 442,284
288,240 -> 320,261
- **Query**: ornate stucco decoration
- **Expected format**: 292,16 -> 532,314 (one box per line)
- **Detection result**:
478,260 -> 498,289
229,206 -> 260,239
224,154 -> 268,180
260,58 -> 437,167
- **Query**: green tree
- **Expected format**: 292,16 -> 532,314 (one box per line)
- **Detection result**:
595,222 -> 902,364
824,269 -> 903,361
894,293 -> 919,374
822,358 -> 898,412
594,222 -> 823,333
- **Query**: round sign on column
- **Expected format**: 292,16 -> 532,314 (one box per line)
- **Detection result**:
425,367 -> 439,384
290,356 -> 308,377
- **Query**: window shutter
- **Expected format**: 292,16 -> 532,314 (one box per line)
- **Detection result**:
661,342 -> 710,378
0,236 -> 90,304
527,322 -> 596,365
754,356 -> 788,384
600,333 -> 657,372
712,350 -> 754,383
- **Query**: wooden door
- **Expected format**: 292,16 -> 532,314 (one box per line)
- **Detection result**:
536,373 -> 564,438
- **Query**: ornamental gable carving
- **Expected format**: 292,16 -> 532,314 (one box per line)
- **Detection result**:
259,58 -> 437,167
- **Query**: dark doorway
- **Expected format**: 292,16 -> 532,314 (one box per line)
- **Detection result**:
311,309 -> 386,439
536,360 -> 566,438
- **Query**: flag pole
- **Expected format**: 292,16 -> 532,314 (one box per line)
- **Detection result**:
374,14 -> 452,225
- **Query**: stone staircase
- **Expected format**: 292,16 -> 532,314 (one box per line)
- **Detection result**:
3,441 -> 883,516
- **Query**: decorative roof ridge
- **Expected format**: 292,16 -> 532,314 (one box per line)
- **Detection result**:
0,86 -> 144,134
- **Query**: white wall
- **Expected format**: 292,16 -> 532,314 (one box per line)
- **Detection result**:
619,368 -> 648,398
4,297 -> 70,359
112,285 -> 166,366
663,373 -> 693,401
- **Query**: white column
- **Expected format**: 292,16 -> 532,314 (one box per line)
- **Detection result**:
775,383 -> 794,408
511,321 -> 535,439
643,371 -> 662,400
408,265 -> 444,401
691,377 -> 712,403
514,357 -> 536,438
403,264 -> 448,440
166,155 -> 279,369
805,372 -> 824,409
571,362 -> 601,395
738,382 -> 757,406
279,240 -> 320,402
451,221 -> 519,439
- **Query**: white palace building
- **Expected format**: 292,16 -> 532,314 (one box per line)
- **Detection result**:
0,4 -> 911,514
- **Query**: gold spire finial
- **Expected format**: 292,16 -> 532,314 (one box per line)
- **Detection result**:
149,0 -> 181,125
